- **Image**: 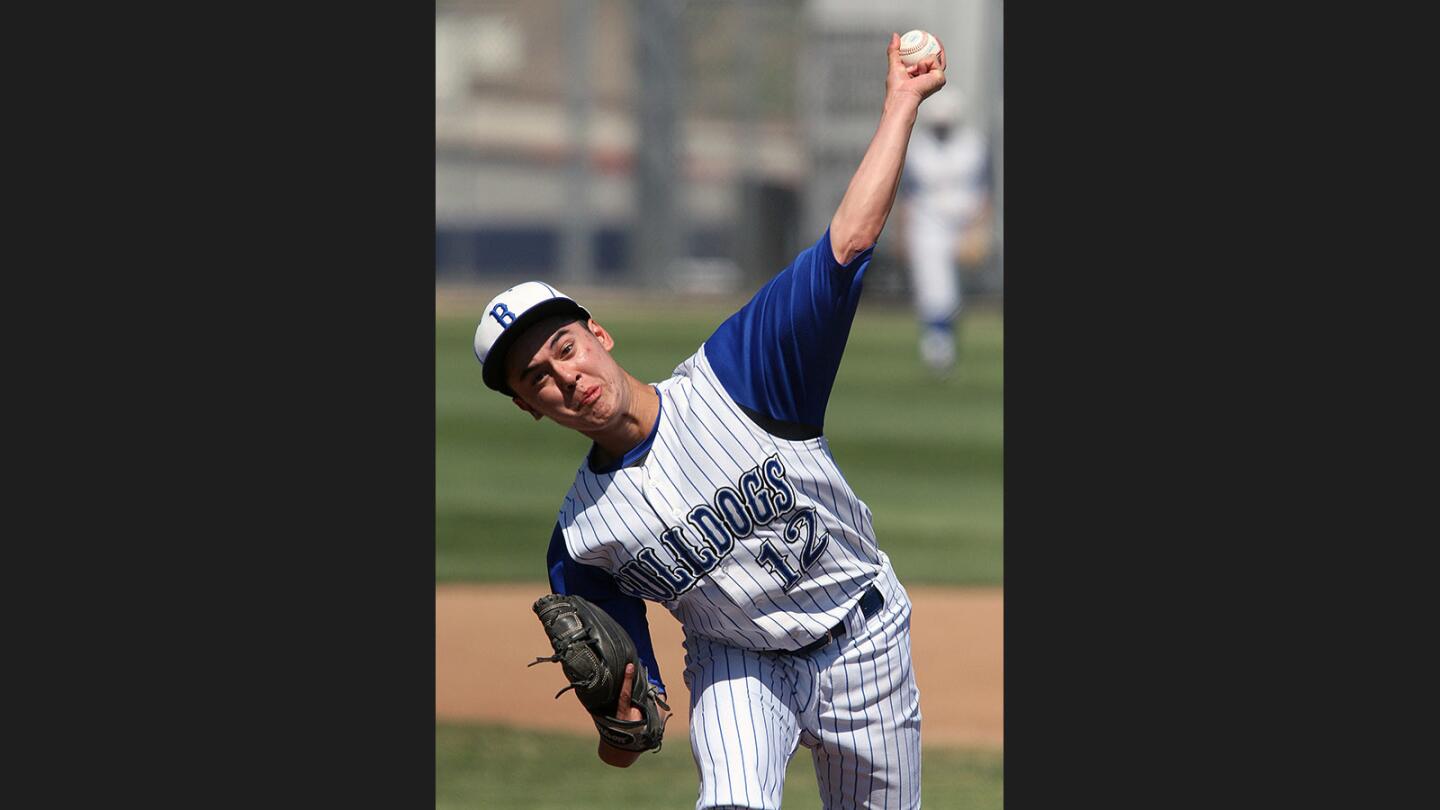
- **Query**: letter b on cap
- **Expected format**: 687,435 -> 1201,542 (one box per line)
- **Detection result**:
489,302 -> 517,329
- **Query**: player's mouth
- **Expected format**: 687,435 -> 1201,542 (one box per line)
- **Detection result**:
577,386 -> 601,408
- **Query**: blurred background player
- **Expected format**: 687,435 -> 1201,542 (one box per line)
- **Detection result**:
897,88 -> 992,375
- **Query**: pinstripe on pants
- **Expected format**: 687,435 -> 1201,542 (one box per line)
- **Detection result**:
684,562 -> 921,810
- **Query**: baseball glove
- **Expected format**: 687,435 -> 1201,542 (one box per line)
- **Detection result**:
528,593 -> 671,753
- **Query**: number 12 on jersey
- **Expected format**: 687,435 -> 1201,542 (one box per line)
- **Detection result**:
754,507 -> 830,590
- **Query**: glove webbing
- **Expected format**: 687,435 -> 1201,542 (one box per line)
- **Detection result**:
527,625 -> 606,700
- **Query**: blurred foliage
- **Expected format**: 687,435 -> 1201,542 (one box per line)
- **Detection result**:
682,0 -> 804,122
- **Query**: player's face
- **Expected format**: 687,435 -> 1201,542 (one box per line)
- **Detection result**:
506,316 -> 629,432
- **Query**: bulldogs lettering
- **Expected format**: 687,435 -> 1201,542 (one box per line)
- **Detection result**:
612,453 -> 810,601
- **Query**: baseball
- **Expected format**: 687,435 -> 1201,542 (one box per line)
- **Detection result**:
898,29 -> 941,67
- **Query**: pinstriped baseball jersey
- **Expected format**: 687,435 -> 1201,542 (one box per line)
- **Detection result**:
547,227 -> 882,693
558,342 -> 884,652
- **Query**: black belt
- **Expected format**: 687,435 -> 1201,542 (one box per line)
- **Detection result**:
779,583 -> 884,656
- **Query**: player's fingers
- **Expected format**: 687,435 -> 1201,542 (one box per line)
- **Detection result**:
887,32 -> 902,68
934,36 -> 948,71
618,662 -> 635,711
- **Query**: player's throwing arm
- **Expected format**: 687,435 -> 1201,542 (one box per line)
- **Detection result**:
829,31 -> 946,265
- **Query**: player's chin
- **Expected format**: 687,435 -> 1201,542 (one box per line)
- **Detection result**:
559,401 -> 612,432
567,414 -> 608,433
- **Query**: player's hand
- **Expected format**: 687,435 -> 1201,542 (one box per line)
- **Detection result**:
885,32 -> 946,106
597,664 -> 646,767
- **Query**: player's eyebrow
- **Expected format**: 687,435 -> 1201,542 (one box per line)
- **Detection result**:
518,325 -> 577,382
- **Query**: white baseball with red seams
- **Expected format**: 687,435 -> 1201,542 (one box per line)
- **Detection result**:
898,30 -> 940,67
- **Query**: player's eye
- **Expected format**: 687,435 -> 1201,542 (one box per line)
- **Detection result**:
561,342 -> 574,357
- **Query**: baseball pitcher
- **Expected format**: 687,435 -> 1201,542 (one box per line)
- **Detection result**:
474,33 -> 948,810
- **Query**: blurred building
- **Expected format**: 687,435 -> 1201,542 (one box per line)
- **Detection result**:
436,0 -> 1002,299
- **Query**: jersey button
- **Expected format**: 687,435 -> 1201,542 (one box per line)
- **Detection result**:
671,509 -> 685,521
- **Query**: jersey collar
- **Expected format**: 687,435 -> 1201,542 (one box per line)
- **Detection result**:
587,386 -> 662,474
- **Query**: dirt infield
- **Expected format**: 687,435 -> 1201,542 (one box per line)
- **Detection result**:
437,584 -> 1002,749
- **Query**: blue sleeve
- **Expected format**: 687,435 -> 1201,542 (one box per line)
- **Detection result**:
546,523 -> 666,693
704,227 -> 875,430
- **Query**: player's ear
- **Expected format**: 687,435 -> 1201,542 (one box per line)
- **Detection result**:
513,396 -> 543,421
587,319 -> 615,351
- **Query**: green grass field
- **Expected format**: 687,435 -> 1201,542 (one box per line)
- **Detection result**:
437,723 -> 1003,810
437,297 -> 1002,587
